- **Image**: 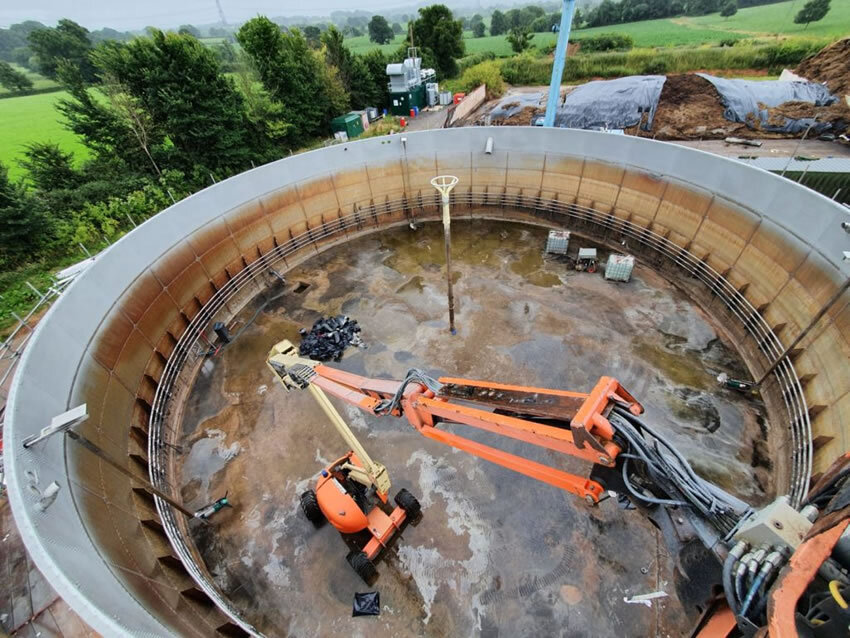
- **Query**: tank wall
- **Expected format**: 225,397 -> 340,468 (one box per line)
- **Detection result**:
6,128 -> 850,635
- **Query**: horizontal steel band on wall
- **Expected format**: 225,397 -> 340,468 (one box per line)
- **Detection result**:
7,128 -> 849,636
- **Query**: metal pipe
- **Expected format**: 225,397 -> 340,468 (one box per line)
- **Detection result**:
443,206 -> 456,335
431,176 -> 459,335
543,0 -> 577,127
780,122 -> 815,177
65,430 -> 196,518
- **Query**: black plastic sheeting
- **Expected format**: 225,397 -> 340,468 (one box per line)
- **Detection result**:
554,75 -> 666,131
696,73 -> 838,134
352,591 -> 380,616
299,315 -> 362,361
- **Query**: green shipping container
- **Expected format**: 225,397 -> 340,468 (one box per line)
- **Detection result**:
389,84 -> 426,116
331,112 -> 364,139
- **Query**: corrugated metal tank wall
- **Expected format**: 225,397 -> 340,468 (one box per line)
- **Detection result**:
6,128 -> 849,635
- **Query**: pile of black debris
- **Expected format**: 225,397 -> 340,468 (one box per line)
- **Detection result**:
299,315 -> 364,361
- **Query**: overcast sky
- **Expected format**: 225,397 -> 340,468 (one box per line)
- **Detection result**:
0,0 -> 465,30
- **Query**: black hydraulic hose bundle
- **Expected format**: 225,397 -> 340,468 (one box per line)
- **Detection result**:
722,541 -> 788,625
610,406 -> 753,537
373,369 -> 443,415
608,405 -> 795,627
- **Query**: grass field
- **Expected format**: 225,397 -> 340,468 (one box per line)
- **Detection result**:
345,0 -> 848,56
0,64 -> 59,97
0,91 -> 89,180
689,0 -> 850,39
572,20 -> 742,47
344,33 -> 407,55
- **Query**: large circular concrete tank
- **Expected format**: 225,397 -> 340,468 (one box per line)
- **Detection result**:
5,128 -> 850,635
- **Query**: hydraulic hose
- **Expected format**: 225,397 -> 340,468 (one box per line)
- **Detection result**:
741,549 -> 784,618
750,550 -> 788,621
723,541 -> 748,615
740,571 -> 767,618
735,557 -> 751,605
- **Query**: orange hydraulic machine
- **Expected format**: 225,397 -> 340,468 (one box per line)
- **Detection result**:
267,337 -> 646,580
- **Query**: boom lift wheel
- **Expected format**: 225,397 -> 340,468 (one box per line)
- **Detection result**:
300,489 -> 325,527
347,550 -> 378,582
394,488 -> 421,517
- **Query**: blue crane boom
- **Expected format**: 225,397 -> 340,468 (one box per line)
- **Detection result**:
543,0 -> 577,127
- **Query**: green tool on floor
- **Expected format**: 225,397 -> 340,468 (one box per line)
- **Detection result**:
194,492 -> 232,519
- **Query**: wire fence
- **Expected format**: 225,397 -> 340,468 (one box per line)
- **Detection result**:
0,274 -> 85,454
147,191 -> 812,630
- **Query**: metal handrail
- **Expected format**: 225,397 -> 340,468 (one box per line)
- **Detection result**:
148,191 -> 811,631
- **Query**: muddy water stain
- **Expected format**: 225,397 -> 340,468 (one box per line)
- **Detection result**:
632,339 -> 714,390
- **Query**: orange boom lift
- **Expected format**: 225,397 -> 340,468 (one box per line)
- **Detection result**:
267,338 -> 644,579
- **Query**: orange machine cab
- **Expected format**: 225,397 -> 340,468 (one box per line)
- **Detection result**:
315,455 -> 370,534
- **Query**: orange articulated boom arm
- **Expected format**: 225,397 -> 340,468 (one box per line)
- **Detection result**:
302,362 -> 644,504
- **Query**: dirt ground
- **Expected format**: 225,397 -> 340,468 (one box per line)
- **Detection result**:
0,499 -> 97,637
796,37 -> 850,99
631,74 -> 850,140
472,72 -> 850,141
177,220 -> 772,637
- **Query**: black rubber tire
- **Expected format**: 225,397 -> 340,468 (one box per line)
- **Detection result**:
347,551 -> 377,582
300,490 -> 324,527
394,488 -> 421,517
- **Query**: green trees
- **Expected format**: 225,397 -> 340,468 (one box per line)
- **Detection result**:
322,26 -> 367,108
0,61 -> 32,92
508,26 -> 534,53
410,5 -> 464,78
490,10 -> 508,35
177,24 -> 201,38
19,143 -> 82,191
361,49 -> 391,109
303,25 -> 322,48
470,14 -> 487,37
96,30 -> 266,173
794,0 -> 831,28
392,22 -> 404,35
56,60 -> 167,177
0,163 -> 45,268
238,17 -> 342,147
720,0 -> 738,17
368,15 -> 394,44
28,19 -> 96,81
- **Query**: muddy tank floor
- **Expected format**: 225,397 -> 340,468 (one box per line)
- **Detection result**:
177,220 -> 772,637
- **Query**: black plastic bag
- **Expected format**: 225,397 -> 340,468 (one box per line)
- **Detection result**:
352,591 -> 380,617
